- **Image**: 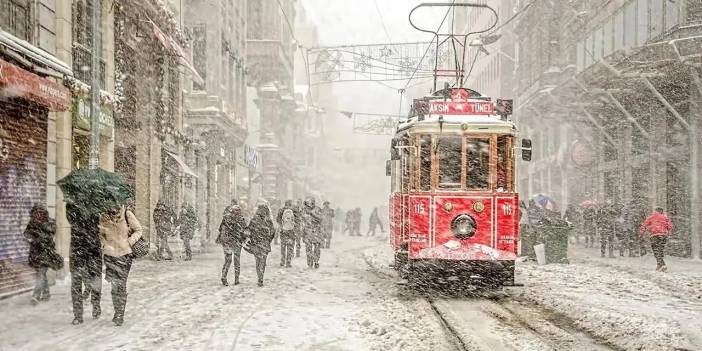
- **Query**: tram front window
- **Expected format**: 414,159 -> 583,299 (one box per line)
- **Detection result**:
438,136 -> 462,189
466,138 -> 490,190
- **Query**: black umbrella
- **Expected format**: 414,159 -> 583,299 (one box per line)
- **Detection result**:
58,167 -> 133,215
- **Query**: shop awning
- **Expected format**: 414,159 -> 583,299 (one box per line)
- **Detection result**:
149,20 -> 205,86
0,58 -> 71,111
164,150 -> 198,178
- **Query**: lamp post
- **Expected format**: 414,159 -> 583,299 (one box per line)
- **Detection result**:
88,0 -> 102,169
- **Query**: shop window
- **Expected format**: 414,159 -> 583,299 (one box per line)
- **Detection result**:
0,0 -> 29,41
637,0 -> 649,45
191,25 -> 208,90
419,135 -> 432,191
437,136 -> 462,190
72,0 -> 105,87
624,1 -> 637,48
665,0 -> 680,30
614,10 -> 624,51
650,0 -> 664,37
603,19 -> 613,57
594,26 -> 603,60
466,139 -> 490,190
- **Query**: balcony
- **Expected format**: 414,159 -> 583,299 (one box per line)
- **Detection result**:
246,39 -> 294,86
72,43 -> 106,88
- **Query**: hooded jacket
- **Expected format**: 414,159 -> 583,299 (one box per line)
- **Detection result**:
639,212 -> 673,237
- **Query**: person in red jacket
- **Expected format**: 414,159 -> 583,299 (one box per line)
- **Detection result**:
639,207 -> 673,272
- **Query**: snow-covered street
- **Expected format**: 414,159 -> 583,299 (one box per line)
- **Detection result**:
3,235 -> 702,351
0,236 -> 452,351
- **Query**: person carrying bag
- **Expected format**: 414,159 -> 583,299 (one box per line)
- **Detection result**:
99,205 -> 143,326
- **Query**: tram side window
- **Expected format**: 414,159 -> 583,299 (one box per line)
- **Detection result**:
466,139 -> 490,190
402,147 -> 410,192
497,135 -> 513,192
438,137 -> 463,189
419,135 -> 432,191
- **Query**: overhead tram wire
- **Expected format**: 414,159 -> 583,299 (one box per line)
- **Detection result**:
276,0 -> 316,104
402,0 -> 455,92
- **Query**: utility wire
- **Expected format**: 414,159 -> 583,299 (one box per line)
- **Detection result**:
487,0 -> 537,35
373,0 -> 394,43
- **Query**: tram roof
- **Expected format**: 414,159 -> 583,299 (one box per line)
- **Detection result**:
397,115 -> 516,135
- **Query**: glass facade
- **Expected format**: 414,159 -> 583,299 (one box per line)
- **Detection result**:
577,0 -> 681,72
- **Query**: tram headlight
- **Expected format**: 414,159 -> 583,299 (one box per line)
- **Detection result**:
451,214 -> 477,240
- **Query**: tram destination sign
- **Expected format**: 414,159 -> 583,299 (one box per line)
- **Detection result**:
417,100 -> 495,116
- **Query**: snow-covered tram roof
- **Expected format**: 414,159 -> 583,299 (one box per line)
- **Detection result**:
396,114 -> 517,136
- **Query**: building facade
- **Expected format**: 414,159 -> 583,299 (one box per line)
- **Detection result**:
184,0 -> 248,243
513,0 -> 702,257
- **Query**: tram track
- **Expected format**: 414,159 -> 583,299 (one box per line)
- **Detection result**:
361,247 -> 622,351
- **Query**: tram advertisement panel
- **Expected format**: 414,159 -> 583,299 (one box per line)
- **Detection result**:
408,196 -> 431,257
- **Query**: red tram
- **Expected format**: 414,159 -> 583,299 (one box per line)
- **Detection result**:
387,88 -> 530,286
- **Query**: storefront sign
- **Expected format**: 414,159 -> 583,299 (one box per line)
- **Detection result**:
237,144 -> 258,169
0,59 -> 71,111
72,96 -> 114,137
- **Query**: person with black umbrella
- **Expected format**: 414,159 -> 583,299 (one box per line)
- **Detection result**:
66,202 -> 103,325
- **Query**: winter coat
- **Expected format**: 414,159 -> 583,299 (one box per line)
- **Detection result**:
66,202 -> 102,272
303,205 -> 323,244
217,207 -> 247,248
321,206 -> 334,230
639,212 -> 673,237
369,209 -> 381,226
598,204 -> 619,235
24,214 -> 57,269
99,207 -> 143,258
153,202 -> 176,235
179,206 -> 198,240
246,208 -> 275,256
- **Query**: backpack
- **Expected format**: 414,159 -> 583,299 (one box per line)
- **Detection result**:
281,208 -> 295,231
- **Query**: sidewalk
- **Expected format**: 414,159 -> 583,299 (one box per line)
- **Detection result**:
568,244 -> 702,300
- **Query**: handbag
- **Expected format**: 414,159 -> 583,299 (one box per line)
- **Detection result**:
48,251 -> 64,270
125,209 -> 149,259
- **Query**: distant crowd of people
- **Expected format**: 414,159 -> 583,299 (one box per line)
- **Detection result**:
339,207 -> 385,236
522,198 -> 674,272
216,198 -> 337,287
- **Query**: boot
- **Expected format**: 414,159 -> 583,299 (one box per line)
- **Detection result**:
112,294 -> 126,327
92,305 -> 101,319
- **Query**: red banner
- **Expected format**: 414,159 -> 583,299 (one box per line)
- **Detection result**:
0,59 -> 71,111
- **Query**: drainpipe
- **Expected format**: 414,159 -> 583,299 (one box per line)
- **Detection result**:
689,70 -> 702,260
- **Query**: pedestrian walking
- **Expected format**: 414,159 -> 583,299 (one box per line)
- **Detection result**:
582,206 -> 597,248
367,207 -> 384,236
270,199 -> 281,246
599,201 -> 618,258
639,207 -> 673,272
277,200 -> 297,267
343,210 -> 353,235
627,198 -> 649,256
321,201 -> 334,248
245,204 -> 276,286
98,205 -> 143,326
562,204 -> 582,244
294,199 -> 304,257
178,203 -> 199,261
352,208 -> 362,236
66,202 -> 103,325
302,198 -> 323,268
153,200 -> 176,260
24,205 -> 62,305
334,207 -> 344,234
216,202 -> 247,286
